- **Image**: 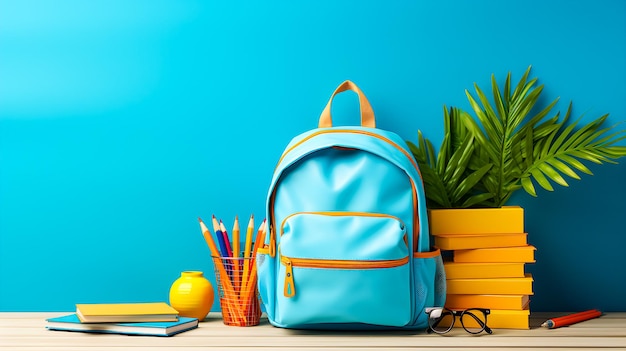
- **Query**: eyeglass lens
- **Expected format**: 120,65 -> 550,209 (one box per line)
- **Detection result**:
427,308 -> 490,334
460,309 -> 489,334
428,310 -> 455,334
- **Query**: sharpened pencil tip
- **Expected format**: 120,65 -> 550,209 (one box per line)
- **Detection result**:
198,217 -> 203,223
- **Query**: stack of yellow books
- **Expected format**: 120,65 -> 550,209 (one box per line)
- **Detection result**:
430,206 -> 535,329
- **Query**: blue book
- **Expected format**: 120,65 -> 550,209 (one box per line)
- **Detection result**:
45,314 -> 198,337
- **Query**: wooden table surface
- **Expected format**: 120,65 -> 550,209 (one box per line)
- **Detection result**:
2,312 -> 625,350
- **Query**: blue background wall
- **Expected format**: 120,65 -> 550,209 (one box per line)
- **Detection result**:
1,0 -> 625,312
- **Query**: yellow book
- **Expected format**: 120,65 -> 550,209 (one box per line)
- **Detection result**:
429,206 -> 524,235
76,302 -> 179,323
446,274 -> 534,295
453,245 -> 536,263
452,308 -> 530,329
444,262 -> 525,279
445,294 -> 530,310
434,233 -> 527,250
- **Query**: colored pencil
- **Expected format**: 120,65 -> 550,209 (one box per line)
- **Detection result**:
219,220 -> 233,258
198,217 -> 221,261
243,221 -> 267,322
250,219 -> 267,262
232,216 -> 241,295
241,215 -> 255,294
240,262 -> 259,324
212,215 -> 229,258
541,309 -> 602,328
232,216 -> 241,258
243,215 -> 254,258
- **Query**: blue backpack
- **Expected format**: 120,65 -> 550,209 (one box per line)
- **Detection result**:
257,81 -> 446,329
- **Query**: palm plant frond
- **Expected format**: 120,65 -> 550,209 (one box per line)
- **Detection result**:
409,66 -> 626,208
464,67 -> 626,206
520,106 -> 626,197
408,106 -> 493,208
408,132 -> 449,207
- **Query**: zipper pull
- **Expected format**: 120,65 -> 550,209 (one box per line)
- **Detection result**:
269,227 -> 276,258
282,257 -> 295,298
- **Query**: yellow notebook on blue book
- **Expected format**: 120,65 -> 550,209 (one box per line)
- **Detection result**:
47,314 -> 197,336
76,302 -> 179,323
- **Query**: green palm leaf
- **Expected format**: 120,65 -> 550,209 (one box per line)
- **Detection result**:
468,68 -> 626,204
409,66 -> 626,208
520,176 -> 537,197
408,107 -> 493,208
546,158 -> 580,180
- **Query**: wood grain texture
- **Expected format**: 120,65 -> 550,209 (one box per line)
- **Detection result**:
2,312 -> 625,350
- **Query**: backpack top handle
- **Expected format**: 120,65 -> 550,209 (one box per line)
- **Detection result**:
318,80 -> 376,128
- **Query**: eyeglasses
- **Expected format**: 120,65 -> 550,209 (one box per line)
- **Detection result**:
425,307 -> 492,335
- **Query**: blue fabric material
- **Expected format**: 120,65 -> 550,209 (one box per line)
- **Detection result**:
258,125 -> 445,329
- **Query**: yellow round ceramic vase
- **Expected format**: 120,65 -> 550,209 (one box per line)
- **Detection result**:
169,271 -> 215,321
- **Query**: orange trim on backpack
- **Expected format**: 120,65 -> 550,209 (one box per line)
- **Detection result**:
280,255 -> 409,298
268,129 -> 423,258
275,129 -> 419,172
413,248 -> 441,259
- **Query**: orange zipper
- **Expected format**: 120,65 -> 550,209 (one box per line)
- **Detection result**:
279,212 -> 405,237
280,255 -> 409,298
268,129 -> 422,257
275,129 -> 419,172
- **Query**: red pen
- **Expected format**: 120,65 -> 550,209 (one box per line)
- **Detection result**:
541,309 -> 602,328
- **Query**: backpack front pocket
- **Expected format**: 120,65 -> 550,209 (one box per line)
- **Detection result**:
275,212 -> 411,327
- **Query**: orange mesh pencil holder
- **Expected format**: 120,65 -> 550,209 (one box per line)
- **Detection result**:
211,256 -> 262,326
